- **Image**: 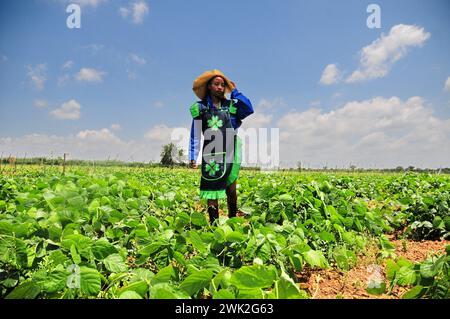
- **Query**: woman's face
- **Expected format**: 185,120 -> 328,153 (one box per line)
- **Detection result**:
208,76 -> 226,98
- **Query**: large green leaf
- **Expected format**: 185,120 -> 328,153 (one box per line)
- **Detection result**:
303,250 -> 328,269
212,269 -> 232,291
33,266 -> 69,294
92,238 -> 117,260
103,253 -> 128,273
385,259 -> 399,281
146,216 -> 160,229
5,281 -> 41,299
191,212 -> 208,227
366,281 -> 386,295
49,250 -> 69,266
187,231 -> 208,253
118,281 -> 148,297
226,231 -> 246,243
236,288 -> 264,299
70,244 -> 81,264
61,234 -> 93,256
118,291 -> 142,299
333,247 -> 356,271
150,283 -> 190,299
151,265 -> 176,285
272,272 -> 308,299
319,231 -> 336,243
419,257 -> 444,278
139,241 -> 166,256
130,268 -> 154,284
79,266 -> 101,296
213,289 -> 235,299
180,269 -> 213,296
279,194 -> 293,203
230,265 -> 277,289
0,236 -> 28,268
67,195 -> 85,210
396,266 -> 417,286
402,285 -> 425,299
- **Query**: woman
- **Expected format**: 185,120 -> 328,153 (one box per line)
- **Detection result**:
189,69 -> 254,225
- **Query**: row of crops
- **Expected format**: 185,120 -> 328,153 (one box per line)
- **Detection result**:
0,167 -> 449,299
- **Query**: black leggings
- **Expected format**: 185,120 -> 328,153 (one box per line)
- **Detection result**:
207,180 -> 237,224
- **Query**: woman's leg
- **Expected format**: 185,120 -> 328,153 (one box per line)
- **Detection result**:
207,199 -> 219,225
226,181 -> 237,218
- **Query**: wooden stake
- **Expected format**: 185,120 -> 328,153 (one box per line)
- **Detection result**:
63,153 -> 67,175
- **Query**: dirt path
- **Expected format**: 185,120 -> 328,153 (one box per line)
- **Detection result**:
298,237 -> 449,299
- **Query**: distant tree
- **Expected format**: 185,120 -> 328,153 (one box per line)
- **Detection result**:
160,143 -> 186,166
160,143 -> 175,166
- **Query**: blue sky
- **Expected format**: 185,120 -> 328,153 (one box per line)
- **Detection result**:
0,0 -> 449,167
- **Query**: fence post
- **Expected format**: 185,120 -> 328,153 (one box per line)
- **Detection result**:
63,153 -> 67,175
14,157 -> 17,173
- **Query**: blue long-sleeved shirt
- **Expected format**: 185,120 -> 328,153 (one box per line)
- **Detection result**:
189,88 -> 253,162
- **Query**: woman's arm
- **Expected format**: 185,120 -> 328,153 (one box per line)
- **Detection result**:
231,88 -> 254,121
189,118 -> 201,165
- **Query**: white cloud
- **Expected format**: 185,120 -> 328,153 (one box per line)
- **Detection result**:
132,1 -> 149,24
119,7 -> 130,18
237,97 -> 285,130
320,64 -> 341,85
110,123 -> 122,131
50,99 -> 81,120
127,70 -> 137,80
255,97 -> 285,111
120,1 -> 149,24
75,68 -> 105,82
2,55 -> 7,62
26,64 -> 47,90
77,128 -> 121,143
57,74 -> 70,87
346,24 -> 430,83
154,101 -> 164,108
144,124 -> 174,142
331,92 -> 342,99
62,60 -> 74,70
444,76 -> 450,91
34,99 -> 48,108
275,96 -> 450,168
240,113 -> 273,130
130,53 -> 146,65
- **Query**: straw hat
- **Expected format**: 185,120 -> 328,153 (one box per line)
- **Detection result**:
192,69 -> 235,99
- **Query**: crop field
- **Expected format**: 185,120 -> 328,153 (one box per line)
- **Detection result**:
0,166 -> 449,299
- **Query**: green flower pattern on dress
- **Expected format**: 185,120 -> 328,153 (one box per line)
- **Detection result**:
205,160 -> 220,177
207,115 -> 223,131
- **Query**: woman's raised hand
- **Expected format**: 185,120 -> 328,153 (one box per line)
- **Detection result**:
228,80 -> 236,91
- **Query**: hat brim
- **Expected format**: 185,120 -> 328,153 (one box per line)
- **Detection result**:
193,69 -> 234,100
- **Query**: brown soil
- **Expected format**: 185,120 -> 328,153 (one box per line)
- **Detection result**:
297,236 -> 449,299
